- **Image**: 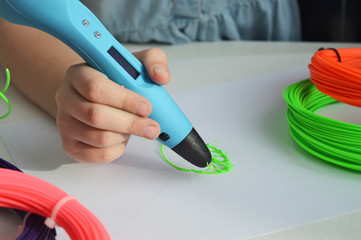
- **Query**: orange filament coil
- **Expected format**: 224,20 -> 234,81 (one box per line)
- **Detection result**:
309,48 -> 361,107
0,169 -> 110,239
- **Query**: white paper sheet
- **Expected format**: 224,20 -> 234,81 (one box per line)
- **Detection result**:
1,67 -> 361,240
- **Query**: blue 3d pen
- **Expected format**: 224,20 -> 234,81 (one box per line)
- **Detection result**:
0,0 -> 212,167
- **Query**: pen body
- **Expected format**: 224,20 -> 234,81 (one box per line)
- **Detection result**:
0,0 -> 193,148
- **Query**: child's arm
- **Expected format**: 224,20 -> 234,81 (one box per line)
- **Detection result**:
0,18 -> 171,163
0,18 -> 84,117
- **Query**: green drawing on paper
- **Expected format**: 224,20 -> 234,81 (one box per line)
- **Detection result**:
0,68 -> 11,119
160,143 -> 233,174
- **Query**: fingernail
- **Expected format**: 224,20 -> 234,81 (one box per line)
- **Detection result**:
143,125 -> 158,139
135,102 -> 149,116
153,64 -> 168,77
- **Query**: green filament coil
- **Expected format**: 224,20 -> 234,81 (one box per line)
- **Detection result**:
0,68 -> 11,119
283,79 -> 361,171
160,144 -> 233,174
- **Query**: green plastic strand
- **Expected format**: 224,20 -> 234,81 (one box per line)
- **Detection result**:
283,79 -> 361,171
160,144 -> 233,174
0,68 -> 11,119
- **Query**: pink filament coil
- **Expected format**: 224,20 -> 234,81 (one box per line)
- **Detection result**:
0,168 -> 110,239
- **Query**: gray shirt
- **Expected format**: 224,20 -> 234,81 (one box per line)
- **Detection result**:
81,0 -> 301,44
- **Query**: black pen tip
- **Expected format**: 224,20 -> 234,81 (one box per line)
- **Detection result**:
172,128 -> 212,168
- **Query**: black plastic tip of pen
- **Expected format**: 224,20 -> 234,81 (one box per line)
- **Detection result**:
172,128 -> 212,168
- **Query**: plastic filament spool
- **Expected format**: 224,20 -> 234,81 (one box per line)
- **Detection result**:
283,79 -> 361,171
0,158 -> 57,239
309,48 -> 361,108
0,166 -> 111,239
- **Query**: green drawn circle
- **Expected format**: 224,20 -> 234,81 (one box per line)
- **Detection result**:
160,143 -> 233,174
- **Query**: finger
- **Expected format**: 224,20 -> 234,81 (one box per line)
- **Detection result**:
132,48 -> 170,85
62,138 -> 127,164
67,63 -> 152,117
57,112 -> 129,148
58,87 -> 160,139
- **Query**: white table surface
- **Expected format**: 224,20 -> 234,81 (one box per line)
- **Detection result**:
1,41 -> 360,122
1,41 -> 361,239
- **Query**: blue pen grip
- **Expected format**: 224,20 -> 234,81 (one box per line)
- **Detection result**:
0,0 -> 193,148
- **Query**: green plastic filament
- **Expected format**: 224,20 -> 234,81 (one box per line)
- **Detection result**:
160,143 -> 233,174
283,79 -> 361,171
0,68 -> 11,119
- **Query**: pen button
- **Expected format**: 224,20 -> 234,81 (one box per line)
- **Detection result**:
94,31 -> 102,38
82,20 -> 90,27
159,132 -> 170,141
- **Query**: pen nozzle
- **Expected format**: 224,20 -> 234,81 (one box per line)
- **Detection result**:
172,128 -> 212,168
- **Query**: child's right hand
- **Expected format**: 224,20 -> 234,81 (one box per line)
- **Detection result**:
55,48 -> 171,163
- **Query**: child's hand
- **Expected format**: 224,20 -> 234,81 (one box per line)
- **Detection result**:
55,48 -> 170,163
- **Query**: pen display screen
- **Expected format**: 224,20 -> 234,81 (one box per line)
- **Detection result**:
108,47 -> 139,79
